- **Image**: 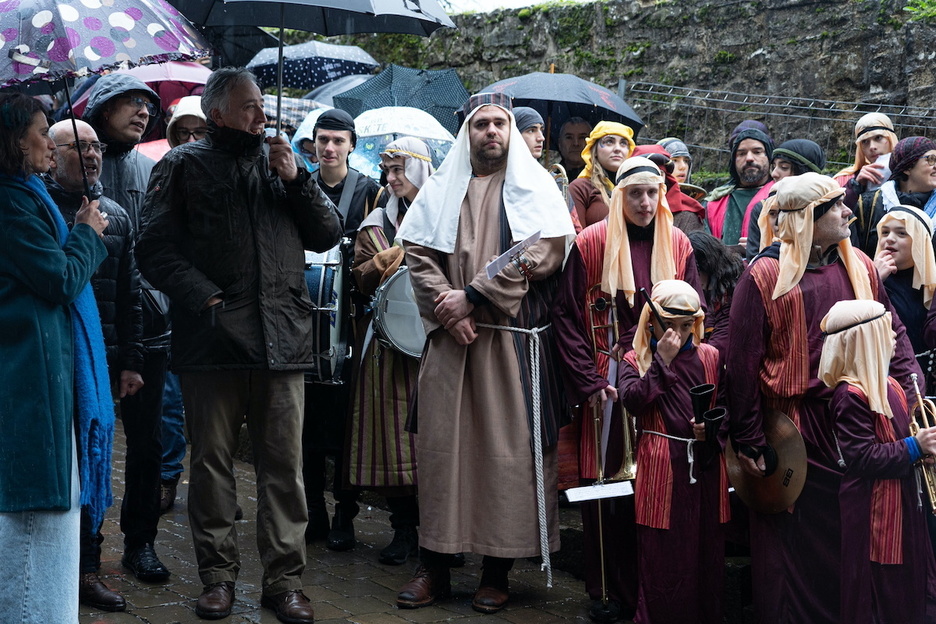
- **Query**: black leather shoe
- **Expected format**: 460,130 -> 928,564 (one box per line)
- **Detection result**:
379,526 -> 418,565
451,552 -> 466,568
122,543 -> 170,582
261,589 -> 315,623
195,582 -> 235,620
397,565 -> 451,608
235,503 -> 244,521
326,508 -> 356,551
79,571 -> 126,612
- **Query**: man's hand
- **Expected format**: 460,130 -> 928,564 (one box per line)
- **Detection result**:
119,370 -> 144,398
856,162 -> 885,187
656,328 -> 682,366
268,135 -> 298,182
873,249 -> 897,280
434,289 -> 474,329
448,316 -> 478,345
202,296 -> 223,311
587,385 -> 618,410
76,196 -> 108,236
737,450 -> 767,477
693,422 -> 706,442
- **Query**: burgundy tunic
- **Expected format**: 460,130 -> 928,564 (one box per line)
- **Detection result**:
834,382 -> 936,624
619,344 -> 728,624
726,249 -> 922,624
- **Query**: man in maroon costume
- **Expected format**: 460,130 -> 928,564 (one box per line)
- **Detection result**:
727,172 -> 922,624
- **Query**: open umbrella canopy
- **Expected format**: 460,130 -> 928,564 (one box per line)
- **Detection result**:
261,93 -> 327,134
0,0 -> 210,88
482,72 -> 644,139
334,64 -> 468,135
349,105 -> 455,180
172,0 -> 454,36
247,40 -> 377,90
302,73 -> 371,105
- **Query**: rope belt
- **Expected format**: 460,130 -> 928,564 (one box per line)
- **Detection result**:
642,430 -> 697,484
476,321 -> 553,587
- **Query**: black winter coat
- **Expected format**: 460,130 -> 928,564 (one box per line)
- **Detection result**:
136,125 -> 342,372
44,177 -> 144,374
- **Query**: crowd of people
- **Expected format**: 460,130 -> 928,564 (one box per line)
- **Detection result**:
2,61 -> 936,624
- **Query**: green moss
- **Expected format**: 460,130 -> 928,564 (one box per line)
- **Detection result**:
713,50 -> 737,64
518,8 -> 533,20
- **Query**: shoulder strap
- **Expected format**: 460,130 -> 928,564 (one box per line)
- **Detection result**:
312,168 -> 359,221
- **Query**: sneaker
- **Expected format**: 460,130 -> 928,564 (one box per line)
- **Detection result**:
122,543 -> 170,582
159,479 -> 178,514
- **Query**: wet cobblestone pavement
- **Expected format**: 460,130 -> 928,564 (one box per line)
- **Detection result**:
80,434 -> 598,624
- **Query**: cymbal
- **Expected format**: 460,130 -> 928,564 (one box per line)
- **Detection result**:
725,407 -> 808,514
679,182 -> 707,201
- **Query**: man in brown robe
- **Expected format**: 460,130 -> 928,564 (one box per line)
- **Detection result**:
395,92 -> 575,614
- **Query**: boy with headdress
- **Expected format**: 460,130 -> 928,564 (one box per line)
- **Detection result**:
819,299 -> 936,623
835,112 -> 899,204
619,279 -> 728,624
395,93 -> 574,613
727,172 -> 922,624
553,156 -> 704,623
347,137 -> 434,567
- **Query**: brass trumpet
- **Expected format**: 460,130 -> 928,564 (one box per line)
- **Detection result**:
910,373 -> 936,515
587,284 -> 637,483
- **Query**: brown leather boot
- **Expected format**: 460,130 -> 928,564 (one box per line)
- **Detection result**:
79,571 -> 126,612
396,565 -> 451,608
260,589 -> 315,623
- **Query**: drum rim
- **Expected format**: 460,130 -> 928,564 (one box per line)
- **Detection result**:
373,266 -> 424,359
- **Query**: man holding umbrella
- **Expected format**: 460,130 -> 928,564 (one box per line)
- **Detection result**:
137,67 -> 341,623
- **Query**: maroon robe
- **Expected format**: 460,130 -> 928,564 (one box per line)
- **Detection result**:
834,381 -> 936,624
726,248 -> 922,624
619,344 -> 728,624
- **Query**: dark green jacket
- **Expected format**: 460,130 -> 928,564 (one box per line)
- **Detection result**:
0,178 -> 106,511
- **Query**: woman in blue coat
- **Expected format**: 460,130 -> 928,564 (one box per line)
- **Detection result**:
0,93 -> 110,622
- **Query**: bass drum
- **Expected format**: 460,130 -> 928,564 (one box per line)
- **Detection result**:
304,245 -> 347,383
372,266 -> 425,358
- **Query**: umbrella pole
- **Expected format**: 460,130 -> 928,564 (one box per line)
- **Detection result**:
276,5 -> 284,137
62,77 -> 91,198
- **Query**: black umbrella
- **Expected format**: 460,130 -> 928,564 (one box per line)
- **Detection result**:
482,72 -> 644,149
168,0 -> 454,132
202,25 -> 279,67
302,74 -> 372,106
333,64 -> 469,135
247,40 -> 377,90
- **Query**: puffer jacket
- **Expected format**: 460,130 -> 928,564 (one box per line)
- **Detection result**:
136,124 -> 342,371
45,177 -> 144,374
83,73 -> 170,349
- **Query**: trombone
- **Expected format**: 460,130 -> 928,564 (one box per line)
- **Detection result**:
586,284 -> 637,609
910,373 -> 936,515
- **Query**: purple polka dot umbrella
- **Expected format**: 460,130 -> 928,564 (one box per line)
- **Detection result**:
0,0 -> 210,88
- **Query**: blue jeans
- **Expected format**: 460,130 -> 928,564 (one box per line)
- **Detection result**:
0,443 -> 79,623
161,370 -> 186,483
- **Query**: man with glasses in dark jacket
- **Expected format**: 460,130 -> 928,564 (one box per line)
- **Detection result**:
137,67 -> 341,624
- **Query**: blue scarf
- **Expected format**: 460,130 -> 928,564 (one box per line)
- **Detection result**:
18,174 -> 114,529
924,192 -> 936,220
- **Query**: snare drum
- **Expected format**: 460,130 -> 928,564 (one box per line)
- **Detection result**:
304,245 -> 347,383
372,267 -> 425,358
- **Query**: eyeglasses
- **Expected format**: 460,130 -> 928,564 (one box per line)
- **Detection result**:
56,141 -> 107,154
923,154 -> 936,166
173,128 -> 209,141
126,95 -> 158,117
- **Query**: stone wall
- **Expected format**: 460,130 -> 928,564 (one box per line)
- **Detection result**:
346,0 -> 936,173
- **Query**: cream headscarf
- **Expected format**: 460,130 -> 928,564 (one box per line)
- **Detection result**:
819,299 -> 895,417
877,204 -> 936,309
757,189 -> 779,252
834,112 -> 899,179
772,172 -> 873,300
632,279 -> 705,377
395,96 -> 575,252
602,157 -> 675,305
366,136 -> 435,232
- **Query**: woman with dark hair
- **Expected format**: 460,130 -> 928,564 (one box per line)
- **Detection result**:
745,139 -> 826,259
0,93 -> 109,622
687,230 -> 744,354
